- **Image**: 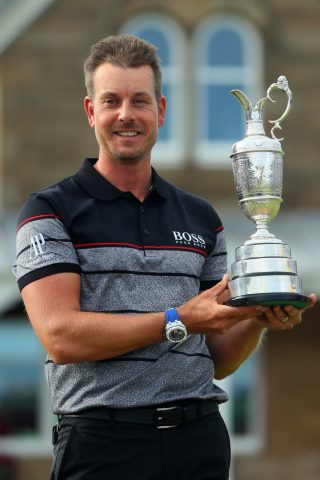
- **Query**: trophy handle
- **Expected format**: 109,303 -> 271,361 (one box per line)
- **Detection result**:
266,75 -> 292,141
231,76 -> 292,140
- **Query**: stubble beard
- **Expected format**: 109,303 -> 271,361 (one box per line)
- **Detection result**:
101,136 -> 156,166
112,149 -> 146,165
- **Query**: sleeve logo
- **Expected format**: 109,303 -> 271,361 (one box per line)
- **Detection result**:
30,233 -> 46,258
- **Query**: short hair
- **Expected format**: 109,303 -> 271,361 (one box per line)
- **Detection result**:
83,34 -> 162,100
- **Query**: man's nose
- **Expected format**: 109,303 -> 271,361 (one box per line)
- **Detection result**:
118,100 -> 134,122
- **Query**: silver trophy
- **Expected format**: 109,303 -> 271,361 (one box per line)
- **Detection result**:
228,76 -> 309,308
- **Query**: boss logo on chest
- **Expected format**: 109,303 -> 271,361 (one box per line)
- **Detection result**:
172,231 -> 206,248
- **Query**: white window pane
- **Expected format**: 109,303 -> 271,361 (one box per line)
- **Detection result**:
201,84 -> 245,141
208,28 -> 244,66
193,15 -> 264,167
136,27 -> 170,65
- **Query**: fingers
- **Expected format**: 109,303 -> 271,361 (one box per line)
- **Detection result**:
262,304 -> 302,330
308,293 -> 317,308
250,293 -> 317,331
220,303 -> 266,321
202,275 -> 229,304
211,274 -> 229,296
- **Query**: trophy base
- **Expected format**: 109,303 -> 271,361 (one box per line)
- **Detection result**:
229,240 -> 309,309
226,292 -> 310,309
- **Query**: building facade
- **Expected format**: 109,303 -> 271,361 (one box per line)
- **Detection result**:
0,0 -> 319,479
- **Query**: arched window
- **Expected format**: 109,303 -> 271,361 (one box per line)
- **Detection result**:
192,15 -> 263,167
120,14 -> 187,168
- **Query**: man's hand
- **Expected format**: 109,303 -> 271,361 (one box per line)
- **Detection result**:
177,274 -> 266,335
194,278 -> 316,379
252,293 -> 317,331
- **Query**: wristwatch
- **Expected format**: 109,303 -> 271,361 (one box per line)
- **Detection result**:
164,307 -> 188,343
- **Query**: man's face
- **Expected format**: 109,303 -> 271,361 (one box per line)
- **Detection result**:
84,63 -> 166,165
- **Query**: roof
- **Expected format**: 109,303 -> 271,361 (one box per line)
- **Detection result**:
0,0 -> 55,55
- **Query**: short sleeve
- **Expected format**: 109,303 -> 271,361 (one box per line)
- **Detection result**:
12,194 -> 81,291
199,206 -> 227,291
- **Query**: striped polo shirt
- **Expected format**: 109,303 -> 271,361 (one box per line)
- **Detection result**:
13,158 -> 228,413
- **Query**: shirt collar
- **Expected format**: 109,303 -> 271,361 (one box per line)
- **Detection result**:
74,158 -> 173,201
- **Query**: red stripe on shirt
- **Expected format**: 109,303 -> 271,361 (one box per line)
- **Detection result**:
17,214 -> 60,232
74,242 -> 208,257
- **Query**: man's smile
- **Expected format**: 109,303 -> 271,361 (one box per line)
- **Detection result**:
115,131 -> 140,137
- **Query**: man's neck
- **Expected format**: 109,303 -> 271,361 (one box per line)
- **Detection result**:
94,156 -> 153,203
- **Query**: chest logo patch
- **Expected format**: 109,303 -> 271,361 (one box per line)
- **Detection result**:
172,231 -> 206,249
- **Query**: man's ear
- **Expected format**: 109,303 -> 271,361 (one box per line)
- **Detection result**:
158,95 -> 166,128
84,97 -> 95,128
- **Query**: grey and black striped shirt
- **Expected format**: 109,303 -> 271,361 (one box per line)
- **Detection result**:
13,158 -> 228,414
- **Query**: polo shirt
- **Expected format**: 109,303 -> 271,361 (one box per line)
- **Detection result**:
13,158 -> 228,413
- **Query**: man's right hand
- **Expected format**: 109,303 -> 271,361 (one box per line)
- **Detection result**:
177,274 -> 265,335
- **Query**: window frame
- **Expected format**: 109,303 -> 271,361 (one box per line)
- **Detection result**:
0,318 -> 53,457
192,14 -> 264,168
217,350 -> 265,455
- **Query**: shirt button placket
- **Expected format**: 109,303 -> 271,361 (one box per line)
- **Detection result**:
140,204 -> 151,245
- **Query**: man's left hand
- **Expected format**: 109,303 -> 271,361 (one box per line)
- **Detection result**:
254,293 -> 317,330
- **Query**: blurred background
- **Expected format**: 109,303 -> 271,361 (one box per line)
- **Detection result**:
0,0 -> 319,478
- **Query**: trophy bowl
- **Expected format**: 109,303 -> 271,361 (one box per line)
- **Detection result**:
240,196 -> 282,228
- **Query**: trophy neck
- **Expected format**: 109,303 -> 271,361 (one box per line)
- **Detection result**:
245,219 -> 282,245
245,119 -> 266,137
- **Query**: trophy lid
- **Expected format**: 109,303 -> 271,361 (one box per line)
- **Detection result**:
230,76 -> 292,157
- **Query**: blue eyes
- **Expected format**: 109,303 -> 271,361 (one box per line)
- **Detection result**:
103,98 -> 148,106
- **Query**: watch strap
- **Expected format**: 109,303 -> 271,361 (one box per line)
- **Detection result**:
165,307 -> 180,324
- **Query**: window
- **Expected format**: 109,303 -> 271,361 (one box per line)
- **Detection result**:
0,319 -> 53,456
120,14 -> 187,168
192,15 -> 263,167
120,13 -> 263,169
217,351 -> 265,455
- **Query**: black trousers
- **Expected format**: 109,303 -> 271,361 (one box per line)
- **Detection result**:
50,409 -> 230,480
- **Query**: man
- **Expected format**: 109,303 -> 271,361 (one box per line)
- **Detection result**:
13,35 -> 315,480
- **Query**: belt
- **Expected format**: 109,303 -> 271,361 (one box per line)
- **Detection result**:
61,399 -> 219,429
